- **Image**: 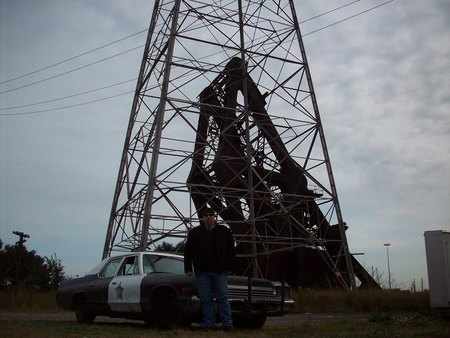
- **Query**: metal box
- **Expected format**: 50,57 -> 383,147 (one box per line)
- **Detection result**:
424,230 -> 450,308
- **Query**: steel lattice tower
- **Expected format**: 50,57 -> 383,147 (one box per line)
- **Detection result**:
103,0 -> 378,289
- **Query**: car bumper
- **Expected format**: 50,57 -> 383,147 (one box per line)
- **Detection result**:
229,298 -> 295,316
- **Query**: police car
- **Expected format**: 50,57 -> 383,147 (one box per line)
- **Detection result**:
56,252 -> 294,328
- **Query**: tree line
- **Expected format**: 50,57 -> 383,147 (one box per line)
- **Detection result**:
0,239 -> 65,290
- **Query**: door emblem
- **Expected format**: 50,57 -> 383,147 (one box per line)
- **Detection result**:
115,282 -> 124,299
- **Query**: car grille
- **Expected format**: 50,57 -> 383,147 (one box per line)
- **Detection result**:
227,285 -> 273,299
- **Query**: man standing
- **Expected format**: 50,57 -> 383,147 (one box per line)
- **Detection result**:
184,207 -> 235,331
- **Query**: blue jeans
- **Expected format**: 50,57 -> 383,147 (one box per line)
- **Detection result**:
196,272 -> 233,328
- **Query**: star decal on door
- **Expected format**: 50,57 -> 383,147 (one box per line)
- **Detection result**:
116,282 -> 124,299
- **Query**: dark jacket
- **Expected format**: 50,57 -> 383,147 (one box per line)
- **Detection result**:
184,223 -> 235,274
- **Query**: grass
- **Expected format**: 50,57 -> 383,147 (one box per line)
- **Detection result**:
0,317 -> 448,338
1,288 -> 449,337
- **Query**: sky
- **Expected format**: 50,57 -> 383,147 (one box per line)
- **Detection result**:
1,0 -> 449,290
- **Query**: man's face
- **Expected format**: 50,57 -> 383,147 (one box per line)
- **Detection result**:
203,212 -> 216,229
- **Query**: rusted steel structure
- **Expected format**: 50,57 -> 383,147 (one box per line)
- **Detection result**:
103,0 -> 379,289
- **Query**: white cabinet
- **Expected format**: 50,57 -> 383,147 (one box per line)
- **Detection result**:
424,230 -> 450,308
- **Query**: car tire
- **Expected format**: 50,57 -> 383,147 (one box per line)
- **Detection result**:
74,295 -> 96,324
154,293 -> 186,329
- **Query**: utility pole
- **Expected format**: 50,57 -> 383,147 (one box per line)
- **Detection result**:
12,230 -> 30,290
13,231 -> 29,247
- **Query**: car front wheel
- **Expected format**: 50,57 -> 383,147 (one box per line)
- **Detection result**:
74,295 -> 96,323
153,292 -> 187,329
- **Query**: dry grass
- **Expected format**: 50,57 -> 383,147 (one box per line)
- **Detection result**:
0,289 -> 61,313
1,288 -> 431,314
294,288 -> 430,313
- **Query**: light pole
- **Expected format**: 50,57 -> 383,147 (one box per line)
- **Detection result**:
384,243 -> 391,289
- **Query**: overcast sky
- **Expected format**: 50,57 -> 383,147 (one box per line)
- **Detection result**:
1,0 -> 449,289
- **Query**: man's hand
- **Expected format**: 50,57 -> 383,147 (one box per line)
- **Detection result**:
186,271 -> 193,277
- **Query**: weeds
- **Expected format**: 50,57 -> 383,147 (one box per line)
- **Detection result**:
0,289 -> 60,313
294,288 -> 430,313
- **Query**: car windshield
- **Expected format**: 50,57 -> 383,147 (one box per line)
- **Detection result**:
143,254 -> 184,274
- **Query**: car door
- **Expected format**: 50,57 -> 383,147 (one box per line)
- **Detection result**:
86,256 -> 124,314
108,255 -> 145,313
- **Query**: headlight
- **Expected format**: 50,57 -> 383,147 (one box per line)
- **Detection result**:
273,283 -> 291,298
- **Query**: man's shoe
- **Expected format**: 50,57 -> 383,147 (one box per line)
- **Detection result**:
223,326 -> 233,332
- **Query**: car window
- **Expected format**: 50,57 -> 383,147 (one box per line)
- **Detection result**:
143,255 -> 155,274
143,254 -> 184,274
87,258 -> 109,275
118,256 -> 138,276
99,257 -> 123,278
